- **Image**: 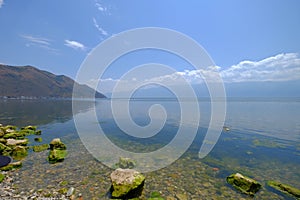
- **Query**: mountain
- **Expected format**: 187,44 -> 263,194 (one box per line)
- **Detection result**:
0,64 -> 106,98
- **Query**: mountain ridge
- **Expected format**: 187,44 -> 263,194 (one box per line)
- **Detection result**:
0,64 -> 106,98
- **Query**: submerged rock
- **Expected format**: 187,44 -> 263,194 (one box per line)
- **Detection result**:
110,168 -> 145,198
33,144 -> 49,152
48,138 -> 67,164
226,173 -> 261,196
267,180 -> 300,198
0,155 -> 11,167
115,157 -> 136,169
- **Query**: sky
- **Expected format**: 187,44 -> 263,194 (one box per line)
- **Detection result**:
0,0 -> 300,95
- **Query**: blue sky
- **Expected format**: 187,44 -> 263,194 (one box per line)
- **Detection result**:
0,0 -> 300,95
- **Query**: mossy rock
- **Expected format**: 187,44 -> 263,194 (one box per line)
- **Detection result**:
0,173 -> 5,183
58,187 -> 68,195
34,137 -> 43,142
21,125 -> 37,131
110,168 -> 145,198
0,138 -> 7,144
3,131 -> 26,139
35,130 -> 42,135
11,146 -> 28,160
33,144 -> 49,152
48,149 -> 67,164
226,173 -> 261,196
49,138 -> 66,150
0,161 -> 22,171
267,180 -> 300,198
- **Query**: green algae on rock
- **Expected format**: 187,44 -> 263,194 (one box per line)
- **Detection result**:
33,144 -> 49,152
226,173 -> 261,196
11,145 -> 28,160
267,180 -> 300,198
48,138 -> 67,164
148,191 -> 165,200
110,168 -> 145,198
34,137 -> 43,142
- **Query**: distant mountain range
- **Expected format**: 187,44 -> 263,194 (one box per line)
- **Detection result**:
0,64 -> 106,98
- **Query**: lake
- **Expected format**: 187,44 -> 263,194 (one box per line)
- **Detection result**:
0,98 -> 299,199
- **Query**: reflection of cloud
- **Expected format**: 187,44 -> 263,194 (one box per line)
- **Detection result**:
0,0 -> 4,8
93,18 -> 108,36
93,53 -> 300,94
64,40 -> 86,51
20,34 -> 59,54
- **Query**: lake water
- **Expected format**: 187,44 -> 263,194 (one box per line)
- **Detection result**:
0,98 -> 299,199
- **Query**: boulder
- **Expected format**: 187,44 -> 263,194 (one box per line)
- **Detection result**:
226,173 -> 261,196
6,138 -> 28,146
11,146 -> 28,160
267,180 -> 300,198
49,138 -> 66,150
110,168 -> 145,198
48,149 -> 67,163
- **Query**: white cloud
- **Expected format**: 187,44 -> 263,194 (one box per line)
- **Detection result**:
221,53 -> 300,82
64,40 -> 86,51
93,18 -> 108,36
20,34 -> 59,54
0,0 -> 4,8
92,53 -> 300,94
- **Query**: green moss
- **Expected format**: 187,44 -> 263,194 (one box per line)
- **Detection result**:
48,149 -> 67,163
3,132 -> 25,139
49,138 -> 66,150
58,187 -> 68,194
226,173 -> 261,196
252,139 -> 284,148
11,146 -> 28,160
34,137 -> 43,142
60,180 -> 68,186
21,125 -> 37,131
33,144 -> 49,152
267,180 -> 300,198
0,173 -> 5,183
148,191 -> 164,200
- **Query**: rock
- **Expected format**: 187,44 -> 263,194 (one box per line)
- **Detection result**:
0,155 -> 12,167
110,168 -> 145,198
267,180 -> 300,198
6,138 -> 28,146
34,137 -> 42,142
3,132 -> 25,139
11,146 -> 28,160
50,138 -> 66,150
226,173 -> 261,196
0,161 -> 22,171
48,149 -> 67,163
33,144 -> 49,152
66,187 -> 75,197
48,138 -> 67,163
223,126 -> 231,131
116,157 -> 136,169
21,125 -> 37,131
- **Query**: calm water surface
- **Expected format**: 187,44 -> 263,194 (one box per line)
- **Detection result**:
0,98 -> 299,199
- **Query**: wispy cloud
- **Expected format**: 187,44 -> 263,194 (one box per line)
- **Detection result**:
94,0 -> 111,15
20,34 -> 59,54
64,40 -> 86,51
93,18 -> 108,36
0,0 -> 4,8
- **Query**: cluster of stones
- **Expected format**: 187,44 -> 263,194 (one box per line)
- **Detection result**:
226,172 -> 300,198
